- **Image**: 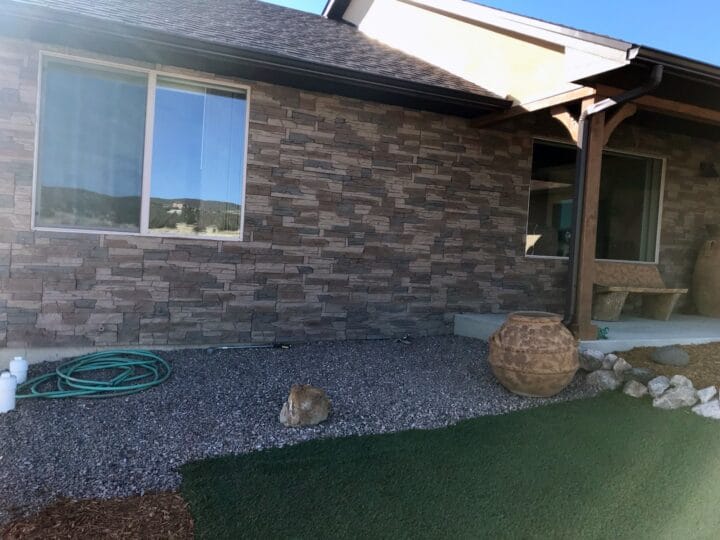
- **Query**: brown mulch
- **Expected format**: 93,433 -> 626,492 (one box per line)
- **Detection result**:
1,492 -> 193,540
621,342 -> 720,390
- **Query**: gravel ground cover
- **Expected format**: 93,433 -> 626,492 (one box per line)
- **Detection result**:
0,336 -> 596,524
622,342 -> 720,389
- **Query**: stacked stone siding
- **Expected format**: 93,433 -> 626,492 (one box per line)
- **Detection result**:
0,37 -> 569,350
5,36 -> 714,351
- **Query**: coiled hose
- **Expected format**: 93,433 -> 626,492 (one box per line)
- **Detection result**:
16,350 -> 171,399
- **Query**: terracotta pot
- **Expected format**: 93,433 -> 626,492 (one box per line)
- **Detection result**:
693,225 -> 720,317
488,311 -> 578,397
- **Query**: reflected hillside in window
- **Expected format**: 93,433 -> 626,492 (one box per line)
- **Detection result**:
148,197 -> 242,237
38,186 -> 141,231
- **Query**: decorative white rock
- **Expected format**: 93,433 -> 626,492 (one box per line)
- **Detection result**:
623,380 -> 648,398
669,374 -> 693,388
647,376 -> 671,398
691,400 -> 720,420
696,386 -> 718,404
587,370 -> 621,391
578,350 -> 604,372
653,385 -> 698,410
602,353 -> 618,370
613,358 -> 632,377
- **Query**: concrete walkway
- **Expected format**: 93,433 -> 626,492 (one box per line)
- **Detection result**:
455,313 -> 720,352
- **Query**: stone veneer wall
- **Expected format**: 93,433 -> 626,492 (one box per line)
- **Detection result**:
0,37 -> 568,350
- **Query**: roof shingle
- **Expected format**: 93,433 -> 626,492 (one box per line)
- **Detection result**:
5,0 -> 501,99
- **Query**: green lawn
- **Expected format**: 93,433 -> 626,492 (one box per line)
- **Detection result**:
181,393 -> 720,539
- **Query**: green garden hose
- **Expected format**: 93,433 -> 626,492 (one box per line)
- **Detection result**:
16,350 -> 171,399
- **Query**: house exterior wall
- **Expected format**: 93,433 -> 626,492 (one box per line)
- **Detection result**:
0,36 -> 566,352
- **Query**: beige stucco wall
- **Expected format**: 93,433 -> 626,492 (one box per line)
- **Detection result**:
344,0 -> 627,104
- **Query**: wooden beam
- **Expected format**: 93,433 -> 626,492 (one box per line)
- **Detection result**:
603,103 -> 637,145
570,110 -> 605,340
550,106 -> 580,143
596,84 -> 720,126
471,87 -> 596,128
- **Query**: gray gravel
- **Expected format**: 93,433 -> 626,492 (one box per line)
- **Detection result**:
0,336 -> 597,523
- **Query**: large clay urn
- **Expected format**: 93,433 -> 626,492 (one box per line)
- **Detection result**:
693,225 -> 720,317
488,312 -> 578,397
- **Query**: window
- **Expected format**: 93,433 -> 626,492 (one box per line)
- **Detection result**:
34,55 -> 249,240
526,141 -> 663,262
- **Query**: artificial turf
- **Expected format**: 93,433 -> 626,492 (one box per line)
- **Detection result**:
181,393 -> 720,539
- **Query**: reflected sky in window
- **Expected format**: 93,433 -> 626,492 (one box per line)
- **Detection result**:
151,80 -> 247,205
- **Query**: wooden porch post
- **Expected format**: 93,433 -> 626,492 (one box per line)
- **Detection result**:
572,111 -> 605,340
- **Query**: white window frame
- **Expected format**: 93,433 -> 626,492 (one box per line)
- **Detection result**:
31,51 -> 252,242
524,137 -> 666,265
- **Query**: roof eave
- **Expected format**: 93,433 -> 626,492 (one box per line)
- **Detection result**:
0,1 -> 510,117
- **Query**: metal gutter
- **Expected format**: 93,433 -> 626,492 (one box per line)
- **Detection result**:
629,46 -> 720,84
563,64 -> 664,328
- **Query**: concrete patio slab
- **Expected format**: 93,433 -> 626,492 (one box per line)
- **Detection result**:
454,313 -> 720,352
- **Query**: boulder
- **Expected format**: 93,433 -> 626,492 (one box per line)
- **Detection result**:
279,384 -> 331,427
651,346 -> 690,367
652,385 -> 698,410
691,400 -> 720,420
612,358 -> 632,377
579,350 -> 604,372
647,376 -> 671,398
602,353 -> 618,370
696,386 -> 718,404
623,367 -> 656,385
587,370 -> 621,391
623,380 -> 648,398
669,374 -> 694,389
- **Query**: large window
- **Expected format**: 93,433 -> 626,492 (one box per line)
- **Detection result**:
34,55 -> 249,240
526,141 -> 663,262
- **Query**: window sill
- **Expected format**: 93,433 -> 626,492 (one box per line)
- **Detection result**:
32,226 -> 243,243
524,254 -> 659,265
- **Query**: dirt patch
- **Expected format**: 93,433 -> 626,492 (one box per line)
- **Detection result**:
621,342 -> 720,389
1,492 -> 193,540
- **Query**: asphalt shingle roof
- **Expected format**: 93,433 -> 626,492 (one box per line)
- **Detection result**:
5,0 -> 501,99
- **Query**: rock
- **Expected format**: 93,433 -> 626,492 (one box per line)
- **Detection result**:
623,367 -> 656,385
652,385 -> 698,410
623,380 -> 648,398
647,376 -> 671,398
602,353 -> 618,370
651,346 -> 690,367
669,374 -> 693,389
696,386 -> 718,404
586,370 -> 621,391
279,384 -> 331,427
578,350 -> 604,372
691,400 -> 720,420
612,358 -> 632,377
578,349 -> 605,371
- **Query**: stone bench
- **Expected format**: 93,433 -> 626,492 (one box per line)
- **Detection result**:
592,261 -> 688,321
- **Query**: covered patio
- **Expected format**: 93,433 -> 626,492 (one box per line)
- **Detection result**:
473,47 -> 720,343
